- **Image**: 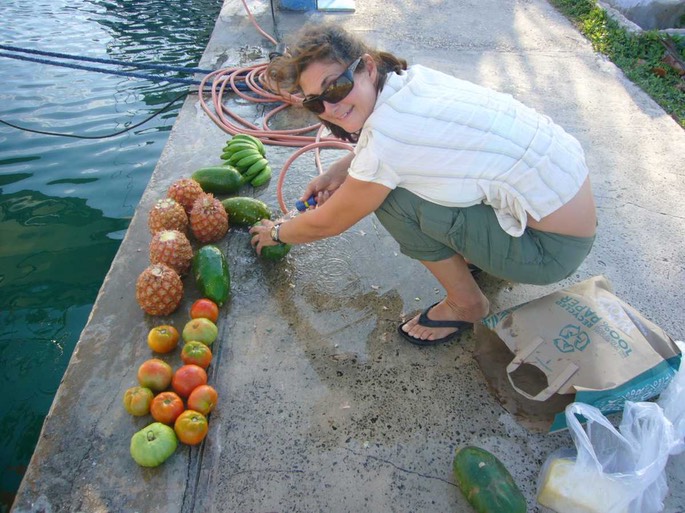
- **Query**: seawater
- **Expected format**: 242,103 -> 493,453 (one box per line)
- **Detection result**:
0,0 -> 221,509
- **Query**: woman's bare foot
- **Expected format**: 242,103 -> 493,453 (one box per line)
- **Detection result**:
400,296 -> 489,342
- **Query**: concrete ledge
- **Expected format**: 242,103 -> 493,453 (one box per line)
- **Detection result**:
597,0 -> 685,34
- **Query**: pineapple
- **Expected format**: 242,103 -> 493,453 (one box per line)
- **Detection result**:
135,263 -> 183,316
167,178 -> 204,214
149,229 -> 193,276
148,198 -> 188,235
190,193 -> 228,243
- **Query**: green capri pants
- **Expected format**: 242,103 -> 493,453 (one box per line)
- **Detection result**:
374,187 -> 595,285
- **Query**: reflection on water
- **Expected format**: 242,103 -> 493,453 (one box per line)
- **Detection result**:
0,0 -> 221,509
0,191 -> 128,309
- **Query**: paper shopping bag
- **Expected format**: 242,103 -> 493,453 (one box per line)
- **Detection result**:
474,275 -> 681,432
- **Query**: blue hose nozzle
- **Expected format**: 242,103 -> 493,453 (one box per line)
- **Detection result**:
295,195 -> 317,212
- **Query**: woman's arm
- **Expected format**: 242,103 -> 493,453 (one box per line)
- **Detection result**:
250,177 -> 391,252
302,153 -> 354,206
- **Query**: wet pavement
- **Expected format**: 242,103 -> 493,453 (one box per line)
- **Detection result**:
11,0 -> 685,512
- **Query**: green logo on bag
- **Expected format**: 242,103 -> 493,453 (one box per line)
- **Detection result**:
554,324 -> 591,353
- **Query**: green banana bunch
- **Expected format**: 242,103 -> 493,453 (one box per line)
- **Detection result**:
220,134 -> 271,187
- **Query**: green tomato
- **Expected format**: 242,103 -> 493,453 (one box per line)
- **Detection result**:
130,422 -> 178,467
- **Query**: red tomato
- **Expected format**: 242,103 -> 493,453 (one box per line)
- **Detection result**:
190,298 -> 219,323
147,325 -> 179,354
123,386 -> 154,416
172,364 -> 207,398
138,358 -> 173,392
181,341 -> 213,369
187,385 -> 218,416
174,410 -> 208,445
150,391 -> 185,425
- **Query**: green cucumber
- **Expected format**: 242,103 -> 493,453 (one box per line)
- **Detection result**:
249,221 -> 291,261
452,446 -> 526,513
192,245 -> 231,306
261,243 -> 291,261
191,166 -> 243,194
222,197 -> 271,227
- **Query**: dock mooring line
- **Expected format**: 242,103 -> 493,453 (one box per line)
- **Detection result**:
0,91 -> 190,140
0,44 -> 214,75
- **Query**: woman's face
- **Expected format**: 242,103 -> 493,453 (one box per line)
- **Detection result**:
299,55 -> 378,133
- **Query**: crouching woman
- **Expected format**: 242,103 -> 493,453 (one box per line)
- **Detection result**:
250,22 -> 597,346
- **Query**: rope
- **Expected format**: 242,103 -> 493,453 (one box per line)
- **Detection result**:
0,44 -> 214,74
0,91 -> 189,139
197,0 -> 358,213
1,0 -> 355,213
0,51 -> 207,86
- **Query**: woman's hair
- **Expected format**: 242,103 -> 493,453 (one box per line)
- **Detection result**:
266,23 -> 407,142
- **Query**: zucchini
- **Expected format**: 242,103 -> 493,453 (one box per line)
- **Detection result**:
261,243 -> 291,261
191,166 -> 243,194
250,221 -> 291,261
222,197 -> 271,227
192,245 -> 231,306
452,446 -> 526,513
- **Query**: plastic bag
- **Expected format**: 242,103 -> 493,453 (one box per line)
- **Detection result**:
657,340 -> 685,454
537,342 -> 685,513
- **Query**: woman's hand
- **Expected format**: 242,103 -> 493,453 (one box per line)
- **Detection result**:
302,153 -> 353,207
248,177 -> 391,248
249,219 -> 279,255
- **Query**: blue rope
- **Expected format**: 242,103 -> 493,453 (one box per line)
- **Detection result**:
0,91 -> 189,139
0,44 -> 214,74
0,51 -> 207,86
0,50 -> 257,92
0,45 -> 264,138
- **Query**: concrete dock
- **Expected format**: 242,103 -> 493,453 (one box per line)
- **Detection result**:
11,0 -> 685,512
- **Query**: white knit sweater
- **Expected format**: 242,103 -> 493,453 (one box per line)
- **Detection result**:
348,65 -> 589,236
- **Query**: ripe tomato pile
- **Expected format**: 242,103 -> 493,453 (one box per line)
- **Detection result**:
124,298 -> 220,467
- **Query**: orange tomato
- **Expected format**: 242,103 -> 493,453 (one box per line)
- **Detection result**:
174,410 -> 208,445
181,341 -> 213,369
122,386 -> 154,416
147,325 -> 180,354
171,364 -> 207,398
187,385 -> 218,416
150,391 -> 185,425
137,358 -> 173,392
189,298 -> 219,323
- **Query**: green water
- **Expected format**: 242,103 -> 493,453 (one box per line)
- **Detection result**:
0,0 -> 221,509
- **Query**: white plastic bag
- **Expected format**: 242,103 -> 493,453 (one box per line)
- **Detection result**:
657,340 -> 685,454
538,343 -> 685,513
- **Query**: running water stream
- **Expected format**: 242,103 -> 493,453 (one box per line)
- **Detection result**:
0,0 -> 221,509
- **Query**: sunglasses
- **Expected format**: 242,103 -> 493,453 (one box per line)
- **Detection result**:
301,57 -> 363,114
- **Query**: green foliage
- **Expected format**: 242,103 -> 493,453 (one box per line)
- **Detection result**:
549,0 -> 685,127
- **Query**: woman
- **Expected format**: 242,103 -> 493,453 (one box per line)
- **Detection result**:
250,23 -> 597,347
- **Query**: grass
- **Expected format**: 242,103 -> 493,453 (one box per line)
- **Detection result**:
549,0 -> 685,127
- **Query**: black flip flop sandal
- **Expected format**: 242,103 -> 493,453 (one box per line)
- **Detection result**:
397,302 -> 473,347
